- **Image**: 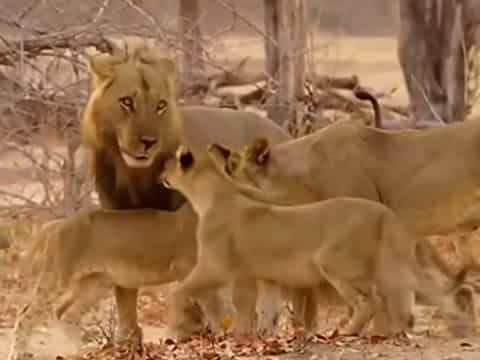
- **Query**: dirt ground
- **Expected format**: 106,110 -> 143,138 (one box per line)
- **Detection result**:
1,33 -> 480,359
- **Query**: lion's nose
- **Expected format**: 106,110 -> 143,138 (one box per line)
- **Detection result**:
140,137 -> 157,151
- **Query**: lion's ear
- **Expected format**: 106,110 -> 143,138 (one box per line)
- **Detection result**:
155,58 -> 176,77
246,138 -> 270,166
88,54 -> 116,80
160,58 -> 177,97
144,56 -> 177,97
88,41 -> 129,81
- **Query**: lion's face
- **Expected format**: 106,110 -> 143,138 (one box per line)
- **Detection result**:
84,46 -> 181,168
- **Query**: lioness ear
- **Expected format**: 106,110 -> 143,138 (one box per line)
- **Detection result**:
246,138 -> 270,165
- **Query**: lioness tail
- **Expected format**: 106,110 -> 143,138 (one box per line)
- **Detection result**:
354,88 -> 382,128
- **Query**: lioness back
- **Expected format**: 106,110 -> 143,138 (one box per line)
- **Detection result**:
181,106 -> 289,152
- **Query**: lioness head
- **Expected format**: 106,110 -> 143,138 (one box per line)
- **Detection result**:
82,40 -> 182,168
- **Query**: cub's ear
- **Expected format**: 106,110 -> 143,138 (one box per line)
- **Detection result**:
245,138 -> 270,166
208,143 -> 238,175
225,153 -> 241,176
207,143 -> 231,161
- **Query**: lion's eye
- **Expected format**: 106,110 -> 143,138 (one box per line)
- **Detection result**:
157,100 -> 168,115
119,96 -> 134,111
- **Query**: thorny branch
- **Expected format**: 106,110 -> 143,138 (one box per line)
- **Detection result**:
0,0 -> 413,220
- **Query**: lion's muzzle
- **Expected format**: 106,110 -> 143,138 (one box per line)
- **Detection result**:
121,151 -> 155,168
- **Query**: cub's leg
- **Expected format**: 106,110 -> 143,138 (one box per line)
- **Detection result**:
8,274 -> 55,360
316,264 -> 373,335
167,261 -> 231,341
415,273 -> 475,337
255,281 -> 284,335
372,288 -> 414,336
173,258 -> 235,334
114,287 -> 143,345
55,273 -> 112,347
288,289 -> 307,329
303,288 -> 319,333
195,287 -> 235,333
287,288 -> 318,333
231,279 -> 258,335
233,280 -> 284,336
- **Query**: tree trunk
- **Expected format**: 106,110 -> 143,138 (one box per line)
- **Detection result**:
264,0 -> 280,78
293,0 -> 306,99
178,0 -> 203,87
397,0 -> 476,125
264,0 -> 306,130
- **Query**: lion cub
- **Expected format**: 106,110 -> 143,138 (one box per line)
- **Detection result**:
160,144 -> 475,340
8,204 -> 232,360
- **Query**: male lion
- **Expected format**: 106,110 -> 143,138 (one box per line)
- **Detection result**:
158,145 -> 474,340
8,204 -> 235,360
81,40 -> 291,342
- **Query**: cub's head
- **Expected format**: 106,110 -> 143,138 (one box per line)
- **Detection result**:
161,146 -> 196,193
203,138 -> 272,187
82,40 -> 182,168
208,137 -> 316,204
160,143 -> 245,199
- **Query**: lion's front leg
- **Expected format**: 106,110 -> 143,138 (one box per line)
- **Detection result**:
167,263 -> 230,341
114,286 -> 143,346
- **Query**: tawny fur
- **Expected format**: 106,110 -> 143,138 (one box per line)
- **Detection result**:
79,40 -> 291,345
222,122 -> 480,328
8,204 -> 234,360
160,147 -> 475,340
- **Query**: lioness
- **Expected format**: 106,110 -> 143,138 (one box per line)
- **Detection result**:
8,204 -> 235,360
219,118 -> 480,326
224,123 -> 480,237
159,145 -> 474,340
81,40 -> 291,342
